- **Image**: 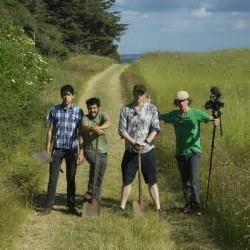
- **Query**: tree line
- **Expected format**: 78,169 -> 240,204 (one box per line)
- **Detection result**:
1,0 -> 127,60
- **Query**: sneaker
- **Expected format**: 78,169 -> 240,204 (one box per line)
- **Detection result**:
157,208 -> 164,214
183,205 -> 192,214
193,207 -> 201,216
68,206 -> 81,216
116,207 -> 125,215
38,207 -> 53,216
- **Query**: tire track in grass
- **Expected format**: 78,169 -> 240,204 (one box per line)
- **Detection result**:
14,64 -> 175,250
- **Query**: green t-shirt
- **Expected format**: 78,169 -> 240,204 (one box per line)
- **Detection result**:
161,108 -> 211,156
82,111 -> 110,153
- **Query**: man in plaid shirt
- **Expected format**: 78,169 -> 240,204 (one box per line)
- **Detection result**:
39,84 -> 84,216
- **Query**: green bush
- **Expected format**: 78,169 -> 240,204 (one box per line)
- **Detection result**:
0,17 -> 50,144
0,17 -> 50,245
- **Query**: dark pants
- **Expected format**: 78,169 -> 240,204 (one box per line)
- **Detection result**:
176,152 -> 201,208
121,149 -> 157,185
46,148 -> 78,208
84,149 -> 108,198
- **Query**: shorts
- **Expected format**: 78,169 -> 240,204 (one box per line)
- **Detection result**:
121,149 -> 157,185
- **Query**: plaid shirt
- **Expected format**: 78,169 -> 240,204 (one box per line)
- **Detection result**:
46,103 -> 83,149
118,102 -> 160,153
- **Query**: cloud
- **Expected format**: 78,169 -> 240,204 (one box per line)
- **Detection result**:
233,19 -> 247,29
114,0 -> 250,54
192,8 -> 211,18
114,0 -> 250,13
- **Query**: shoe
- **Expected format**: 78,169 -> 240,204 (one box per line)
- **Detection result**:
38,207 -> 52,216
192,207 -> 201,216
68,206 -> 81,216
183,205 -> 192,214
157,208 -> 164,214
116,207 -> 125,215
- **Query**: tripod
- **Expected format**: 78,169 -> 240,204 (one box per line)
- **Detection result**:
205,110 -> 222,208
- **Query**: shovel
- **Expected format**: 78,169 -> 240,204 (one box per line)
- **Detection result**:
82,138 -> 101,217
133,151 -> 148,216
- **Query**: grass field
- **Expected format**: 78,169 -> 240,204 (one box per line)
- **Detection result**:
122,49 -> 249,248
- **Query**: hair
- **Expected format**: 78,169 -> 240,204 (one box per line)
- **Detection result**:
145,93 -> 151,103
174,98 -> 192,106
86,97 -> 101,107
61,84 -> 74,96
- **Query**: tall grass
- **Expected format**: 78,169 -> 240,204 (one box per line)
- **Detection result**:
123,49 -> 249,248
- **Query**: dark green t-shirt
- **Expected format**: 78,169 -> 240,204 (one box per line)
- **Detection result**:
82,111 -> 110,153
161,108 -> 211,156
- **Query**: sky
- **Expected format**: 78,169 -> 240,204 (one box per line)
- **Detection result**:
112,0 -> 250,54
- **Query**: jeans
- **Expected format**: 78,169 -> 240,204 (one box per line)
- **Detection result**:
176,152 -> 201,208
84,149 -> 108,198
46,148 -> 78,208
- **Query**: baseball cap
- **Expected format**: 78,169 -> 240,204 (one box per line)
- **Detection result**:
174,91 -> 190,101
133,83 -> 146,93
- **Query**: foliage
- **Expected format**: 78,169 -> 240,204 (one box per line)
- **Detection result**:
1,0 -> 70,60
0,16 -> 52,245
0,17 -> 51,145
9,0 -> 127,60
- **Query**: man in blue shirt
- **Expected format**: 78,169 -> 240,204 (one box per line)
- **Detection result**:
39,84 -> 84,216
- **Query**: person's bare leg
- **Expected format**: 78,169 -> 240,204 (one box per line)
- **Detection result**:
148,183 -> 161,210
120,183 -> 132,209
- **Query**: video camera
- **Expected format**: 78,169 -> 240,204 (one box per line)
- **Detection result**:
205,87 -> 224,117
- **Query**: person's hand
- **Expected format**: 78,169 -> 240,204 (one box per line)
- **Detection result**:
46,147 -> 50,154
134,141 -> 147,152
212,118 -> 220,126
92,126 -> 104,136
76,153 -> 84,166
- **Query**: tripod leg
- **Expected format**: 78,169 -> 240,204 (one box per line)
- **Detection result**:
205,125 -> 216,208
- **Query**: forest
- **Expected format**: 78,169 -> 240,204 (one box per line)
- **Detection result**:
0,0 -> 127,60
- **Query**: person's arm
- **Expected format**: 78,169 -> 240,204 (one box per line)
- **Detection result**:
121,131 -> 137,145
198,109 -> 220,126
77,132 -> 84,166
160,112 -> 172,123
82,119 -> 111,136
46,124 -> 53,153
144,130 -> 158,144
92,118 -> 111,135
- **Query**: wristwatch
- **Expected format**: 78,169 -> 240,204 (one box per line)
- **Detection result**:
144,139 -> 149,144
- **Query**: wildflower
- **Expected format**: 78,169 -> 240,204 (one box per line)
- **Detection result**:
26,81 -> 33,85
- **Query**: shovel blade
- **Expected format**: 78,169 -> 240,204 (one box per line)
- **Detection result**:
133,200 -> 148,216
82,197 -> 101,217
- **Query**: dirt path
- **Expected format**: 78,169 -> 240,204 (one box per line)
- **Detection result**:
14,64 -> 175,249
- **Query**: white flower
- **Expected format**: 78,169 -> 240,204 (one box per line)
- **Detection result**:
26,81 -> 33,85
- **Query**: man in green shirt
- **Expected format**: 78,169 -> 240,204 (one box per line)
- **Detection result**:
81,97 -> 111,201
161,91 -> 219,215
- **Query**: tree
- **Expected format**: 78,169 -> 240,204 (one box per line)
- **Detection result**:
2,0 -> 128,59
44,0 -> 127,58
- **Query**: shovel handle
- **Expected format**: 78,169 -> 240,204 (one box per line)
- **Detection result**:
91,137 -> 99,203
138,151 -> 142,204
